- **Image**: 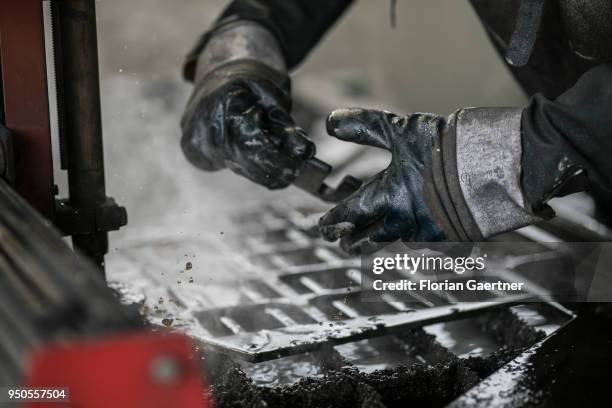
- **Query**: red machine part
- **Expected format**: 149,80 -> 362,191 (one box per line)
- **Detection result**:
0,0 -> 55,219
24,332 -> 213,408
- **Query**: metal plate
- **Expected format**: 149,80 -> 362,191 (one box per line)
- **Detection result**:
113,203 -> 572,363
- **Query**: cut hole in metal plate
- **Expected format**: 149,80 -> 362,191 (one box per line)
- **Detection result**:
179,206 -> 575,363
110,204 -> 576,370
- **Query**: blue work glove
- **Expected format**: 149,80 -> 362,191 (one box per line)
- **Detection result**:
318,107 -> 544,254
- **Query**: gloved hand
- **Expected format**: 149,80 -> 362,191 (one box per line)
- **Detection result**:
318,109 -> 447,253
181,22 -> 315,189
318,107 -> 543,253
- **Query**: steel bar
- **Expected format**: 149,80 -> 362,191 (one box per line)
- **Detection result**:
53,0 -> 109,269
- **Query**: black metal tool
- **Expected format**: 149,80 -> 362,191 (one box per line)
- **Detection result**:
294,157 -> 363,203
50,0 -> 127,271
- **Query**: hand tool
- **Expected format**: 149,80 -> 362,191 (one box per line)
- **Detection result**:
294,157 -> 363,203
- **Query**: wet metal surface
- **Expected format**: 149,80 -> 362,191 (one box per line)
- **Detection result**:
111,203 -> 570,363
448,305 -> 612,408
239,353 -> 326,388
108,202 -> 576,403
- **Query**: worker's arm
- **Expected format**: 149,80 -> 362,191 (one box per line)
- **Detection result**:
319,64 -> 612,251
180,0 -> 353,189
521,63 -> 612,213
183,0 -> 354,80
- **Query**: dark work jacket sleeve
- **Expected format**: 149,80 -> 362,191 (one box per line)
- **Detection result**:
184,0 -> 354,81
521,64 -> 612,214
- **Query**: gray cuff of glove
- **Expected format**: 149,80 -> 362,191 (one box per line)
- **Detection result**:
195,21 -> 286,82
453,108 -> 542,239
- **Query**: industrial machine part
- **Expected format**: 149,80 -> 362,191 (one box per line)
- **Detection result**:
0,0 -> 127,272
25,332 -> 208,408
294,157 -> 362,203
0,2 -> 211,405
0,176 -> 208,407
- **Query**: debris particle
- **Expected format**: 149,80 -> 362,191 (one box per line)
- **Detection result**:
189,277 -> 194,283
161,318 -> 173,327
186,262 -> 193,270
158,297 -> 164,304
177,280 -> 182,284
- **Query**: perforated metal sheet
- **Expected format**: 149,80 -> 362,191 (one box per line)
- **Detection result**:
109,203 -> 573,363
